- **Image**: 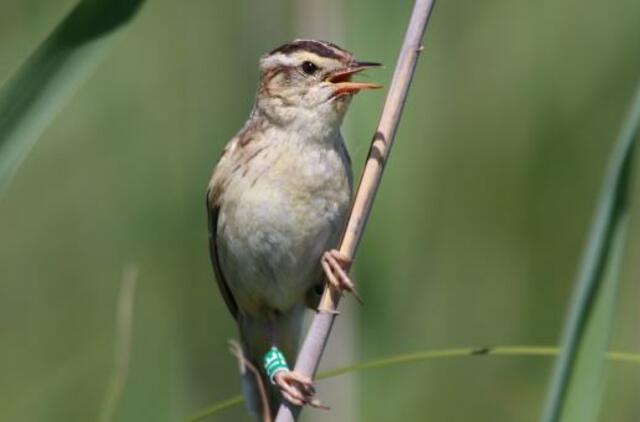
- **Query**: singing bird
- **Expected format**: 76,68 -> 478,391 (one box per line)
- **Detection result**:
206,39 -> 380,419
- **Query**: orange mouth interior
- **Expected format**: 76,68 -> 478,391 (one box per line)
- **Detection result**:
327,67 -> 382,96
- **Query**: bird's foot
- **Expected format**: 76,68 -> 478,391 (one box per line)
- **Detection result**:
274,370 -> 326,409
321,249 -> 363,304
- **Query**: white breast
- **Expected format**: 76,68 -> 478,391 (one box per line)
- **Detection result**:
216,131 -> 352,314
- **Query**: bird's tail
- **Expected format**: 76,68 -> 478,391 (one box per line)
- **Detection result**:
237,308 -> 304,421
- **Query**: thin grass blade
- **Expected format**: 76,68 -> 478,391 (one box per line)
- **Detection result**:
186,345 -> 640,421
541,82 -> 640,422
98,265 -> 138,422
559,214 -> 629,421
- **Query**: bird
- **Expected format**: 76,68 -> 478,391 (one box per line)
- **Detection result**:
206,39 -> 380,420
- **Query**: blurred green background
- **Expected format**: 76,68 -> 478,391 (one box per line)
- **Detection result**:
1,0 -> 639,421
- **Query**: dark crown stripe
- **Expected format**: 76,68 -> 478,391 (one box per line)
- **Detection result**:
269,40 -> 348,60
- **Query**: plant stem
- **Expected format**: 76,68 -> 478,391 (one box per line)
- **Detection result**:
274,1 -> 436,420
187,346 -> 640,421
98,265 -> 138,422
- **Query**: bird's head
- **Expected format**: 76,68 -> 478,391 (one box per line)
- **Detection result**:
255,39 -> 381,129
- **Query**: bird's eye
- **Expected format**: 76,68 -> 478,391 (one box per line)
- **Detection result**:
301,61 -> 318,75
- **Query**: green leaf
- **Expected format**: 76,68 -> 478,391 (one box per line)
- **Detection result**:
0,0 -> 146,193
541,83 -> 640,422
559,215 -> 629,421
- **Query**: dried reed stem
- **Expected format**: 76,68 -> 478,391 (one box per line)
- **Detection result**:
99,265 -> 138,422
228,340 -> 272,422
275,1 -> 436,420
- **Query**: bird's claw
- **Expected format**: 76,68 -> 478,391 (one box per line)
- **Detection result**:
321,249 -> 363,304
274,370 -> 326,408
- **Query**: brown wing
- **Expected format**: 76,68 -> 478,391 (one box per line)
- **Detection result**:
206,189 -> 238,320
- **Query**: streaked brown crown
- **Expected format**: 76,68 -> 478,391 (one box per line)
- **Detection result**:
268,39 -> 352,61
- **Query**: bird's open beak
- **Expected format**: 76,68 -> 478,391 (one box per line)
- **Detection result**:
327,61 -> 382,96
